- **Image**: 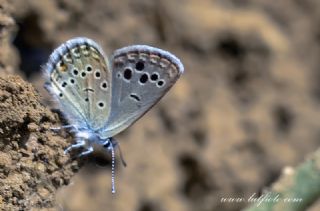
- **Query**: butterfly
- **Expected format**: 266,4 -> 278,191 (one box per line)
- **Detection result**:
43,37 -> 184,193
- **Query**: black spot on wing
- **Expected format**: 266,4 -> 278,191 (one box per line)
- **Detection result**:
130,93 -> 141,102
84,88 -> 95,92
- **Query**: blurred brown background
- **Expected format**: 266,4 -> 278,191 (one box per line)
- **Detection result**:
2,0 -> 320,210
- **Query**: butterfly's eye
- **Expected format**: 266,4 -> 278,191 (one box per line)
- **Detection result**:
139,73 -> 149,84
103,140 -> 113,150
123,68 -> 132,81
135,61 -> 144,71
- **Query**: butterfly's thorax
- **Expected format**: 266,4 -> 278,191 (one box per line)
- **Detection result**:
75,129 -> 108,145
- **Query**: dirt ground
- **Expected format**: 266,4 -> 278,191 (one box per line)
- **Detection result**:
0,0 -> 320,210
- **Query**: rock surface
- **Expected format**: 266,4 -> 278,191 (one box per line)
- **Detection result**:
0,74 -> 80,210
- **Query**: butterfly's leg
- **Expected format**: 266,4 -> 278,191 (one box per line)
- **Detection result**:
51,125 -> 76,132
77,146 -> 94,157
64,139 -> 85,154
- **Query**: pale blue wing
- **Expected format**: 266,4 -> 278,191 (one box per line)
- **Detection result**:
44,37 -> 112,130
98,45 -> 184,138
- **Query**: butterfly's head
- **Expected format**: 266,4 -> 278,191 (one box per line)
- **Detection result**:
101,137 -> 115,150
75,129 -> 102,144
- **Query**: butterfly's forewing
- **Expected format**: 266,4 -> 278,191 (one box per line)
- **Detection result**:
44,37 -> 112,130
99,45 -> 184,138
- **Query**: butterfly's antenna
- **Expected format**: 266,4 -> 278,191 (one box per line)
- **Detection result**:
110,143 -> 116,194
110,138 -> 127,167
117,143 -> 127,167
